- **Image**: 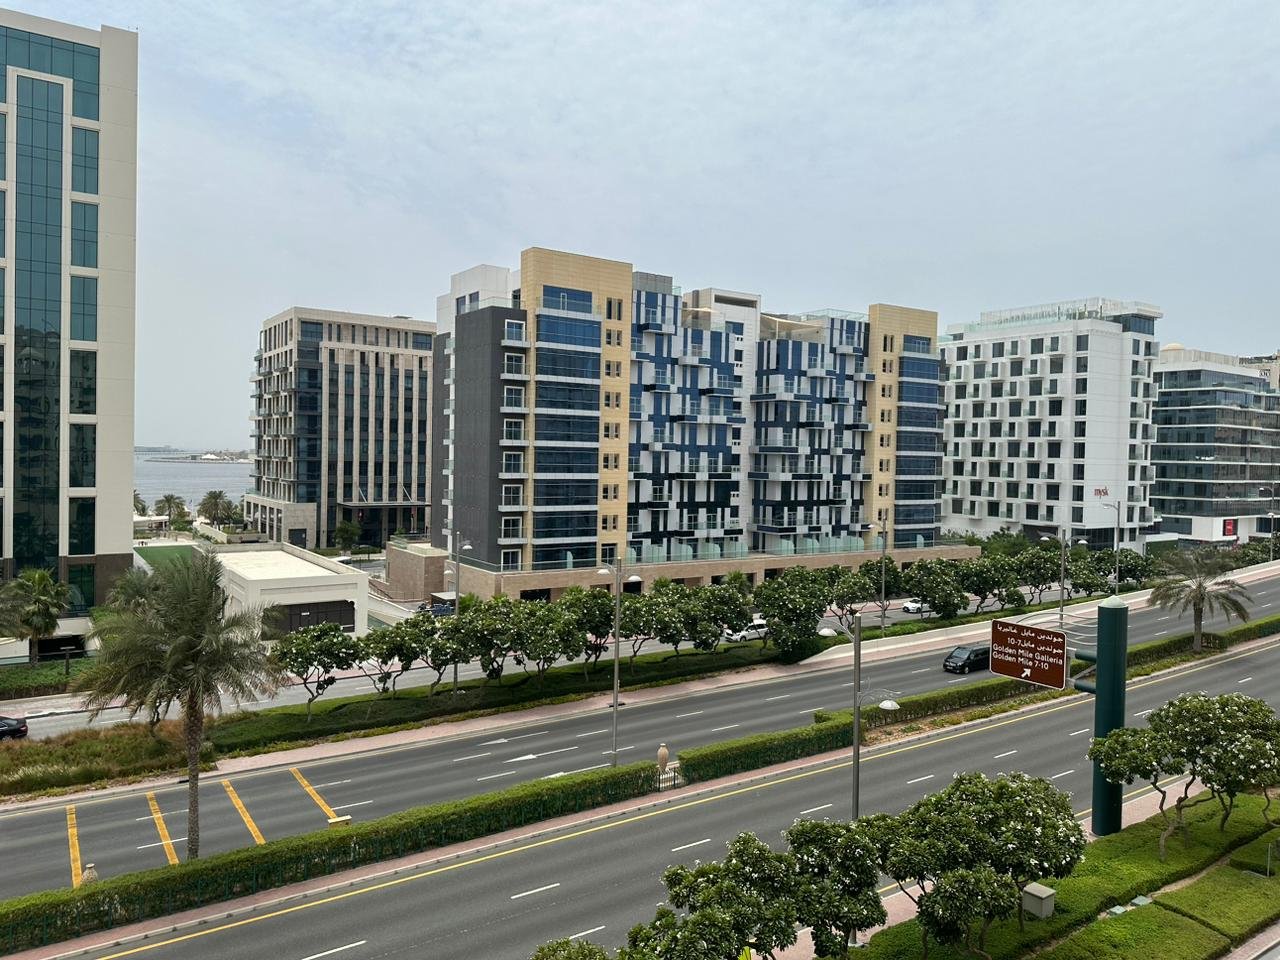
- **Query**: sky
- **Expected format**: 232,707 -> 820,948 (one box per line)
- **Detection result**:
24,0 -> 1280,449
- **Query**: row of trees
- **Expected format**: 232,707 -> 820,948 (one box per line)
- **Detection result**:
138,490 -> 243,528
1090,691 -> 1279,858
533,771 -> 1085,960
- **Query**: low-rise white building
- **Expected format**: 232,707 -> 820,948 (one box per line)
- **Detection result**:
216,543 -> 369,636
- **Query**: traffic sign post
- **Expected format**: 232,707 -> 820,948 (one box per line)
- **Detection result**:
1080,597 -> 1129,836
990,620 -> 1069,690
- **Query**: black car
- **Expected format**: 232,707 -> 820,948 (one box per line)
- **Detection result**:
0,716 -> 29,740
943,645 -> 990,674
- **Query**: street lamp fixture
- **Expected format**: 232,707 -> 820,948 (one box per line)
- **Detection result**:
599,563 -> 642,767
819,615 -> 900,820
1040,533 -> 1089,628
1100,500 -> 1122,594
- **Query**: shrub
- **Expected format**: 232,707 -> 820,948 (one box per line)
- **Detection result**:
1227,828 -> 1280,875
0,659 -> 94,699
0,725 -> 188,796
1036,905 -> 1229,960
1157,865 -> 1280,942
0,762 -> 658,953
679,719 -> 854,783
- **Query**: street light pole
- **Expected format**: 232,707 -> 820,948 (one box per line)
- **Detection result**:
1101,500 -> 1121,593
598,560 -> 640,768
1262,487 -> 1277,562
851,612 -> 862,820
448,527 -> 471,695
878,516 -> 888,637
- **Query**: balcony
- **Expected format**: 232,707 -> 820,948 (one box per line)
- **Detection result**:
646,372 -> 674,392
638,312 -> 675,335
699,375 -> 737,395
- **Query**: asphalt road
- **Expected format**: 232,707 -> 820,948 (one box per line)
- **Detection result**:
65,632 -> 1280,960
17,597 -> 945,740
3,573 -> 1280,900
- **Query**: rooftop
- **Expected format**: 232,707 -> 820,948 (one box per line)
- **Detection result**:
218,548 -> 350,581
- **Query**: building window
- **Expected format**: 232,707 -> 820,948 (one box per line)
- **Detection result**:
70,350 -> 97,414
70,423 -> 96,487
501,484 -> 523,507
503,418 -> 524,441
501,549 -> 521,571
501,516 -> 524,539
71,200 -> 98,267
71,276 -> 97,341
69,497 -> 96,555
503,385 -> 525,408
67,563 -> 95,613
504,353 -> 525,375
72,126 -> 99,194
504,319 -> 526,341
502,451 -> 525,474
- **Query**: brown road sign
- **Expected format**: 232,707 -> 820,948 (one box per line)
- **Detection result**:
990,620 -> 1069,690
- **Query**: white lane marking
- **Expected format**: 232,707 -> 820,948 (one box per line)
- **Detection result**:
452,752 -> 492,762
1134,708 -> 1155,717
570,926 -> 606,941
477,770 -> 519,782
993,750 -> 1017,759
330,800 -> 374,811
907,774 -> 934,785
711,724 -> 741,732
671,838 -> 713,853
675,711 -> 704,719
799,803 -> 833,816
314,779 -> 353,788
1156,616 -> 1170,621
946,678 -> 968,684
910,668 -> 931,674
481,730 -> 548,746
1068,728 -> 1090,737
764,694 -> 791,702
544,763 -> 610,779
1260,603 -> 1273,608
137,836 -> 187,850
1239,677 -> 1253,684
575,728 -> 609,738
298,942 -> 368,960
840,681 -> 858,687
797,707 -> 826,714
135,811 -> 182,822
511,882 -> 561,900
504,746 -> 578,763
603,746 -> 635,754
1051,770 -> 1075,780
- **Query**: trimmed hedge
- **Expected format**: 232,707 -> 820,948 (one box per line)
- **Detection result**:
679,719 -> 856,783
1227,826 -> 1280,874
1157,865 -> 1280,943
0,659 -> 94,700
0,761 -> 658,954
1035,905 -> 1229,960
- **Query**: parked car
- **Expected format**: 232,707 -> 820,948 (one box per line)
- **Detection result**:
724,616 -> 769,643
0,716 -> 29,740
901,597 -> 929,615
943,645 -> 990,674
416,601 -> 455,617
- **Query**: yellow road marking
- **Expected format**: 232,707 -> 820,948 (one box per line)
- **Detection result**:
291,767 -> 337,820
66,805 -> 82,889
222,779 -> 265,845
146,792 -> 179,866
89,637 -> 1279,959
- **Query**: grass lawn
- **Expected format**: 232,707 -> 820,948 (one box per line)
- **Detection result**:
1158,865 -> 1280,942
134,544 -> 197,569
1228,827 -> 1280,874
860,794 -> 1274,960
1036,905 -> 1229,960
0,724 -> 187,795
208,640 -> 777,752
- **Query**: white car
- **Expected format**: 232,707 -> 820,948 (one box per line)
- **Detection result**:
901,598 -> 929,615
725,616 -> 769,643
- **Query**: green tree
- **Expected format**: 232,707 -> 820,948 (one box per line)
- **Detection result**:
154,493 -> 188,524
904,559 -> 967,620
1148,549 -> 1252,653
514,601 -> 586,682
620,907 -> 740,960
785,818 -> 886,956
954,557 -> 1003,614
1088,727 -> 1186,857
1067,555 -> 1106,597
831,567 -> 877,634
856,555 -> 904,618
333,519 -> 361,553
557,585 -> 616,676
981,527 -> 1033,558
752,566 -> 830,662
530,941 -> 610,960
366,615 -> 434,696
74,549 -> 280,859
1017,548 -> 1059,604
133,490 -> 147,515
917,865 -> 1019,960
699,582 -> 751,650
105,566 -> 159,613
2,568 -> 72,665
721,569 -> 753,599
197,490 -> 234,525
273,621 -> 363,720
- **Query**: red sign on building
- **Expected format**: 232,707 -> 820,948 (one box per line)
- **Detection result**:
991,620 -> 1069,690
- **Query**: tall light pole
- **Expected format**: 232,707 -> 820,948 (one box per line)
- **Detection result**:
447,529 -> 471,695
1101,500 -> 1121,593
1261,487 -> 1277,562
598,561 -> 641,766
1041,531 -> 1089,628
819,614 -> 899,820
878,515 -> 889,637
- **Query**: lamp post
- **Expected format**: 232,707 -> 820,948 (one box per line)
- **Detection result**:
447,529 -> 472,695
877,515 -> 889,637
1101,500 -> 1121,593
819,614 -> 899,820
598,561 -> 642,767
1261,487 -> 1277,562
1041,532 -> 1089,628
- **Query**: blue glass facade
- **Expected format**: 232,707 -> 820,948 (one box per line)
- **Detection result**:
0,27 -> 100,119
894,332 -> 943,547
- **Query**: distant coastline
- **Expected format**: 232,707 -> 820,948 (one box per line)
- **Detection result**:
147,456 -> 253,464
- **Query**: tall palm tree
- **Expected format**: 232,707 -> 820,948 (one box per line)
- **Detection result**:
198,490 -> 233,525
106,566 -> 157,613
154,493 -> 187,524
1149,549 -> 1252,653
133,490 -> 147,515
1,569 -> 71,665
75,550 -> 280,859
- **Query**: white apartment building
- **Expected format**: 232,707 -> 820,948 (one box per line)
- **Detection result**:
940,298 -> 1160,550
1,11 -> 137,651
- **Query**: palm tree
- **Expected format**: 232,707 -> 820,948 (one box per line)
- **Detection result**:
106,566 -> 157,613
1,569 -> 71,665
75,550 -> 280,859
133,490 -> 147,515
198,490 -> 233,525
1149,549 -> 1252,653
154,493 -> 187,524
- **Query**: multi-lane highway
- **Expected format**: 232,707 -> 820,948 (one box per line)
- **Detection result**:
3,568 -> 1279,902
61,632 -> 1280,960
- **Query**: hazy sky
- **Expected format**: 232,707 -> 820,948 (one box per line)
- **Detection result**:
27,0 -> 1280,448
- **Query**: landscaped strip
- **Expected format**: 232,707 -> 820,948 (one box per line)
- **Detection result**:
1156,864 -> 1280,943
0,761 -> 658,954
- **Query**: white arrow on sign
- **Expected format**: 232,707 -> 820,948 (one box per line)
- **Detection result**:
480,730 -> 549,746
505,746 -> 579,763
1021,667 -> 1032,678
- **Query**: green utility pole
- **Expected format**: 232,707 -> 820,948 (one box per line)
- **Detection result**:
1073,596 -> 1129,835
